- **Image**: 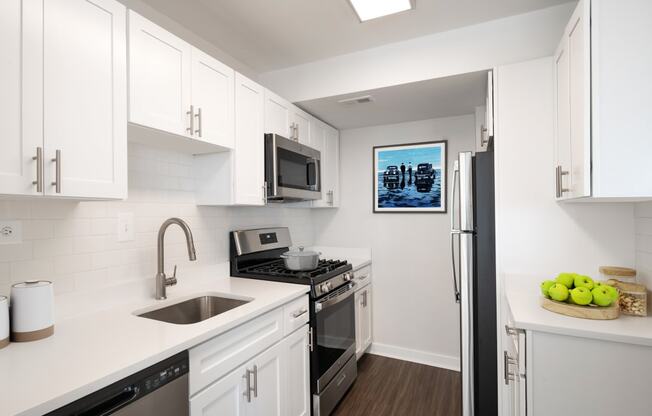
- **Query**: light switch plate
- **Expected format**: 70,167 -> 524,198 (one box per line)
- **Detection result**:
117,213 -> 135,242
0,220 -> 22,244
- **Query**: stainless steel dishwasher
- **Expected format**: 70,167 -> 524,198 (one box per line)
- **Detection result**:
47,351 -> 189,416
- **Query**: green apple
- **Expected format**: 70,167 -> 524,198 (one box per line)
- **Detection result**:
603,285 -> 619,302
556,272 -> 576,289
569,287 -> 593,305
548,283 -> 570,302
540,280 -> 556,298
574,275 -> 595,290
591,286 -> 613,307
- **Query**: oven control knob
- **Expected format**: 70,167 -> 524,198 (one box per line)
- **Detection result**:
343,272 -> 353,282
320,283 -> 330,293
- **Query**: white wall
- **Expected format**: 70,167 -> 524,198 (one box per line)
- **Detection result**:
494,57 -> 635,281
312,115 -> 476,370
635,202 -> 652,288
0,143 -> 314,298
259,3 -> 576,103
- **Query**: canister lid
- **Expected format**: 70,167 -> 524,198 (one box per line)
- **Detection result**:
11,280 -> 52,289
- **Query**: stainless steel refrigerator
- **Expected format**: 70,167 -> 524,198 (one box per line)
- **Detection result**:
451,150 -> 497,416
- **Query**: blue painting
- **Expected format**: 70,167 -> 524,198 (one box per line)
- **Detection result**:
373,141 -> 447,213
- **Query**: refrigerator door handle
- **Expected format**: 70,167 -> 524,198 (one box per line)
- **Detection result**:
450,164 -> 461,303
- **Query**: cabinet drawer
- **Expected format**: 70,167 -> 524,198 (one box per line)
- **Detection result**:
353,266 -> 372,290
283,295 -> 309,336
190,308 -> 283,395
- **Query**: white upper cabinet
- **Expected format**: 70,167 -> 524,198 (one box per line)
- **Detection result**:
194,73 -> 265,206
554,0 -> 652,200
1,0 -> 127,199
128,11 -> 192,137
264,89 -> 292,138
43,0 -> 127,199
0,0 -> 40,196
191,48 -> 235,148
128,11 -> 234,152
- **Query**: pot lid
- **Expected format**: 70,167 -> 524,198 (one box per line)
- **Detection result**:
282,246 -> 320,257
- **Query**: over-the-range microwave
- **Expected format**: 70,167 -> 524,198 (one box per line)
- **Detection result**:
264,133 -> 321,202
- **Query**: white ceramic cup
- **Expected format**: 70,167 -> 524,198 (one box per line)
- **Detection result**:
10,281 -> 54,342
0,296 -> 8,348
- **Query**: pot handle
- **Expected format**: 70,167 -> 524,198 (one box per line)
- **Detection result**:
280,254 -> 288,259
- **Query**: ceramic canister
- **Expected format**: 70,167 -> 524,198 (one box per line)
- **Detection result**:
10,281 -> 55,342
0,296 -> 8,349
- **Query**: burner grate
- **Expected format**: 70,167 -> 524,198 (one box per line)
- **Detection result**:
244,259 -> 349,279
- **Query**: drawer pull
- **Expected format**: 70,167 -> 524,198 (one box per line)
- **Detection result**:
292,308 -> 308,318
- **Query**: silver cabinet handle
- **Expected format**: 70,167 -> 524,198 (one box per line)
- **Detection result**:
555,165 -> 570,198
263,181 -> 268,204
505,325 -> 522,336
194,107 -> 202,137
480,125 -> 489,147
243,368 -> 253,402
32,147 -> 43,192
289,123 -> 295,140
308,327 -> 314,352
328,190 -> 334,205
504,351 -> 517,385
186,105 -> 194,135
252,364 -> 258,398
51,149 -> 61,193
292,308 -> 308,318
295,123 -> 299,140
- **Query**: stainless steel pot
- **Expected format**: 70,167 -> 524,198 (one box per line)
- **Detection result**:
281,247 -> 321,271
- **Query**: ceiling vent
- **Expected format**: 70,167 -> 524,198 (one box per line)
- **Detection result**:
337,95 -> 373,105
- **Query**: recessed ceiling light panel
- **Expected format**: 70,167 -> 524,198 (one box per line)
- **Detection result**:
348,0 -> 414,22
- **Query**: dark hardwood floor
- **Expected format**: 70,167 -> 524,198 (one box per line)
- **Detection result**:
332,354 -> 461,416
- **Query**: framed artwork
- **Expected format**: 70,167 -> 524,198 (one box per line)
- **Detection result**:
373,140 -> 447,213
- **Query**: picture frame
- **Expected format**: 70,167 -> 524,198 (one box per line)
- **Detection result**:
373,140 -> 447,213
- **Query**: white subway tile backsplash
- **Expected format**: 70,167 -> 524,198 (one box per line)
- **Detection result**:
0,143 -> 316,296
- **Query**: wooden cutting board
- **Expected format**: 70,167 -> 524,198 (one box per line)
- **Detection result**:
541,297 -> 620,320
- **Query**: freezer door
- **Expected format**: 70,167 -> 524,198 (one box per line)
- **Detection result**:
460,231 -> 475,416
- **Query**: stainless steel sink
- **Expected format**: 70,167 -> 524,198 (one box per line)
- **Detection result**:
137,295 -> 251,325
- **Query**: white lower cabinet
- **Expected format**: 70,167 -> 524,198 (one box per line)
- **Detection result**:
354,266 -> 373,359
189,298 -> 310,416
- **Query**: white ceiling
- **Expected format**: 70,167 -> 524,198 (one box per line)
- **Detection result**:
298,71 -> 488,130
138,0 -> 573,73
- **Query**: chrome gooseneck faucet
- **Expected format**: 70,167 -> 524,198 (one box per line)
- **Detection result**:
156,218 -> 197,300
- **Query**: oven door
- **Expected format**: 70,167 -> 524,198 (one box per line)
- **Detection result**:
312,283 -> 356,393
265,134 -> 321,201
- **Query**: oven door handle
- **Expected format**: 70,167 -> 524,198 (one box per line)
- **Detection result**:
315,284 -> 354,313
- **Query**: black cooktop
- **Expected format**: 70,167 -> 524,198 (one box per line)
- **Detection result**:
235,258 -> 352,286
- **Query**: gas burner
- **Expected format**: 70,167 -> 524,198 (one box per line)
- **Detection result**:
244,259 -> 349,279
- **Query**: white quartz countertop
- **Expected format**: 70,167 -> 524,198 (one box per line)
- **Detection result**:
506,276 -> 652,347
0,266 -> 308,416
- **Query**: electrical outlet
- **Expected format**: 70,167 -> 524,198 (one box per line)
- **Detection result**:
0,221 -> 22,244
117,213 -> 135,242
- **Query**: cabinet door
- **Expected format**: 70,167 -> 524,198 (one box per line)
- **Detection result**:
129,11 -> 192,137
354,290 -> 363,358
554,38 -> 572,200
190,364 -> 247,416
264,89 -> 292,138
234,73 -> 265,205
324,126 -> 340,207
567,0 -> 591,198
191,48 -> 234,148
360,286 -> 372,352
291,107 -> 311,145
43,0 -> 127,199
284,326 -> 310,416
249,339 -> 285,416
0,0 -> 41,196
485,71 -> 494,142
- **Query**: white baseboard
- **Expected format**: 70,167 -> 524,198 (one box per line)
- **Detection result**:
369,342 -> 461,372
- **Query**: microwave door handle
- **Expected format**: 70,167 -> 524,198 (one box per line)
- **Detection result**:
271,136 -> 279,197
307,157 -> 320,190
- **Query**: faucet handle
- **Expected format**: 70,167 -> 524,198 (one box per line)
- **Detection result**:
166,265 -> 178,287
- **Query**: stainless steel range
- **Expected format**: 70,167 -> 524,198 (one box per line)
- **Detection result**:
230,227 -> 356,416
